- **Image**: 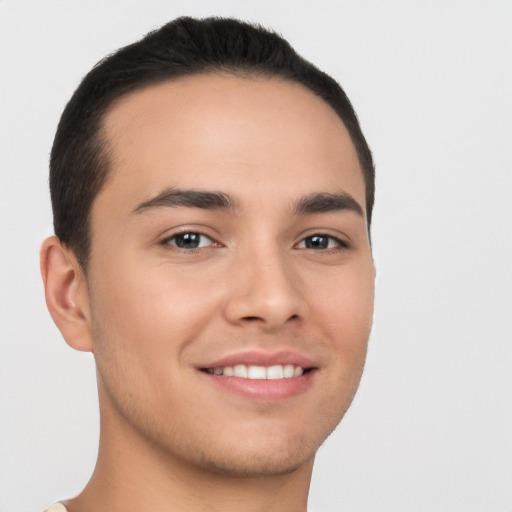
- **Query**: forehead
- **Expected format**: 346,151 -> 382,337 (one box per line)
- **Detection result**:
98,73 -> 364,215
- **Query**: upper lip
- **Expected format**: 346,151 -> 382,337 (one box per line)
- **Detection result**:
199,350 -> 317,370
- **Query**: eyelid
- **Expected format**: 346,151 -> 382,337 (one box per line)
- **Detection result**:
165,233 -> 212,248
159,228 -> 222,249
295,229 -> 350,247
297,235 -> 347,248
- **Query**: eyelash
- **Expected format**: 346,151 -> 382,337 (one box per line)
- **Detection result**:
296,234 -> 349,252
160,231 -> 349,253
160,231 -> 219,251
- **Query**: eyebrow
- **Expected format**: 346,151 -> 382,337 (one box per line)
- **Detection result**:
132,188 -> 237,213
132,188 -> 364,218
292,192 -> 364,217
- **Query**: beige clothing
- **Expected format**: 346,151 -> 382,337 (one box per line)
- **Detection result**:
45,504 -> 67,512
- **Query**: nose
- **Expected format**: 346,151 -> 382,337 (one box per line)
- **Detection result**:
223,249 -> 306,331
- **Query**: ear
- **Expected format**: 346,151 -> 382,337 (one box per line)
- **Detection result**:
40,236 -> 93,352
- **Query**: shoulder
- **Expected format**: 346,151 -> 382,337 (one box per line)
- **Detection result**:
44,504 -> 68,512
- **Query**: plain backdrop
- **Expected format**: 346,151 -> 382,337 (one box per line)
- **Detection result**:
0,1 -> 511,511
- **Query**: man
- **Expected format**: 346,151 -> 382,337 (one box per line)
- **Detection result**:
40,16 -> 375,512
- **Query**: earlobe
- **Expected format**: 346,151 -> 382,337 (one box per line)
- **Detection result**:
40,236 -> 93,352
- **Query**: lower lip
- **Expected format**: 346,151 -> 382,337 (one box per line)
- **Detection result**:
198,370 -> 316,402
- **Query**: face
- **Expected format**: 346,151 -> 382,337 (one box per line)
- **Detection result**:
86,74 -> 374,476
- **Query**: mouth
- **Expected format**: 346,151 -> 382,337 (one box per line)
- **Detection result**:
197,352 -> 318,401
201,364 -> 313,380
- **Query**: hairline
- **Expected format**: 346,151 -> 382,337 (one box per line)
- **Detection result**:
78,69 -> 372,272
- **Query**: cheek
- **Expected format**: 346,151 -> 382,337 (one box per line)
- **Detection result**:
87,263 -> 219,422
312,262 -> 374,364
88,259 -> 222,367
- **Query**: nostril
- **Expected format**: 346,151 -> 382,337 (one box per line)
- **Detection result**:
240,314 -> 301,323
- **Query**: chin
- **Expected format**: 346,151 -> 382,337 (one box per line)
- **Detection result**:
181,420 -> 335,479
195,444 -> 316,478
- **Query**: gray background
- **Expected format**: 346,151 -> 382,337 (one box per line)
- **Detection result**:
0,1 -> 511,511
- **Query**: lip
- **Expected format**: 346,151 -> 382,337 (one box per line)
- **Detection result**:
197,350 -> 318,402
200,349 -> 317,369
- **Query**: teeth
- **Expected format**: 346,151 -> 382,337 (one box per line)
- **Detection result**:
207,364 -> 305,380
223,366 -> 234,377
247,365 -> 267,379
283,364 -> 295,378
267,365 -> 284,380
233,364 -> 248,378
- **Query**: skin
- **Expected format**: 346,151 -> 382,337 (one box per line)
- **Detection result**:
41,74 -> 375,512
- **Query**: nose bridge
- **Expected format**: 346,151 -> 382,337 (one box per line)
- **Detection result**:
224,241 -> 304,329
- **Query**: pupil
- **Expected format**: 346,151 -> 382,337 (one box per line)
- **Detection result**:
306,236 -> 328,249
176,233 -> 200,249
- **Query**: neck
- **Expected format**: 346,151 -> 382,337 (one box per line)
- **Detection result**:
67,391 -> 314,512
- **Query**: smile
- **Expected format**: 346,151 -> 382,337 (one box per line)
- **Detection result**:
203,364 -> 306,379
198,354 -> 317,401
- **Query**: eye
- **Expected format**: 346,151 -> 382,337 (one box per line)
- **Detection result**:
163,232 -> 215,250
296,234 -> 347,251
